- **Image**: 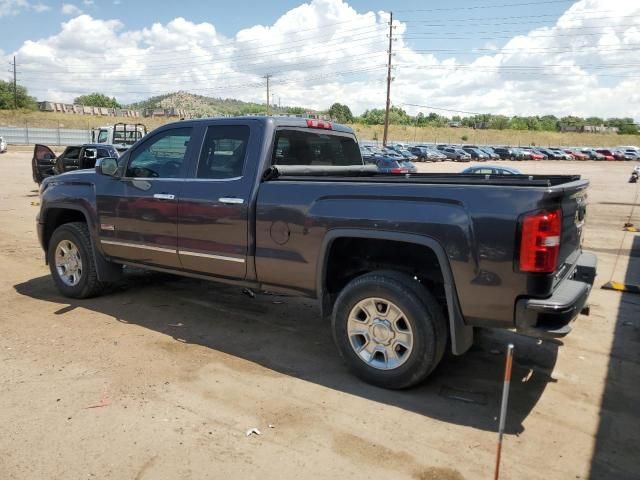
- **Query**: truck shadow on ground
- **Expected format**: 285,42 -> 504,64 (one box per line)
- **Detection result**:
15,270 -> 560,435
589,235 -> 640,479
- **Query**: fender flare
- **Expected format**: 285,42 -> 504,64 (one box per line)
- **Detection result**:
316,228 -> 473,355
41,202 -> 122,283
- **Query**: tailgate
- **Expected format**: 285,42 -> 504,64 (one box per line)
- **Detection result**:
551,180 -> 589,277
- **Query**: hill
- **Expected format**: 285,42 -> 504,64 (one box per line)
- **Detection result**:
126,91 -> 317,118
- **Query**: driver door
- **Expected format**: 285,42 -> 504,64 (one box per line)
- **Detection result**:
97,127 -> 196,269
32,144 -> 56,183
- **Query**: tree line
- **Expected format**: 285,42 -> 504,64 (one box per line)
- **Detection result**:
353,105 -> 638,135
1,82 -> 636,135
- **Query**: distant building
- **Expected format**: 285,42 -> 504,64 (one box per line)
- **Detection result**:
559,124 -> 619,133
38,101 -> 140,117
583,125 -> 619,134
142,107 -> 190,118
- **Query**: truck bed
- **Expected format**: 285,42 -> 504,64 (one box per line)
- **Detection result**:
264,165 -> 583,187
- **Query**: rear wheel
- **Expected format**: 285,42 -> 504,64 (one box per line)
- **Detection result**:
332,270 -> 448,389
48,222 -> 110,298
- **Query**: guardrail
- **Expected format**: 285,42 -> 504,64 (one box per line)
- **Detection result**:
0,126 -> 91,146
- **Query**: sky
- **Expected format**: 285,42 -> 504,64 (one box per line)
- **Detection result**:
0,0 -> 639,119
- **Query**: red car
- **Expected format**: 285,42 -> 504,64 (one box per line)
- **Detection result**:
523,149 -> 544,160
596,149 -> 616,161
564,149 -> 588,160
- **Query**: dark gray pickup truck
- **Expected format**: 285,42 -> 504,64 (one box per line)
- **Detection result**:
36,117 -> 596,388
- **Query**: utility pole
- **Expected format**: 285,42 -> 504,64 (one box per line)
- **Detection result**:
13,56 -> 18,110
263,74 -> 272,115
382,12 -> 393,146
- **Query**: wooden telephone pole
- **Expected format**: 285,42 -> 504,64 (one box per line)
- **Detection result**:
264,74 -> 272,115
382,12 -> 393,146
13,56 -> 18,110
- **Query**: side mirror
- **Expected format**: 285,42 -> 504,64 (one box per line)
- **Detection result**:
84,149 -> 97,160
96,157 -> 119,177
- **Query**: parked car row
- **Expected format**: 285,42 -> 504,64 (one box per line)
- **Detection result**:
362,142 -> 640,162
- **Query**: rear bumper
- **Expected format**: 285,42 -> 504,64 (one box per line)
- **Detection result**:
515,251 -> 597,339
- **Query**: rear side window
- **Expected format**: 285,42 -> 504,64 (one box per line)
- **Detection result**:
272,129 -> 362,166
64,147 -> 81,159
197,125 -> 250,179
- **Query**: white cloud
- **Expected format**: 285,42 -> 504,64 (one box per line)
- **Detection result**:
61,3 -> 82,15
82,0 -> 94,5
4,0 -> 640,120
0,0 -> 49,17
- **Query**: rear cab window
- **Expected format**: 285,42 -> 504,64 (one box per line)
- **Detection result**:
272,129 -> 362,166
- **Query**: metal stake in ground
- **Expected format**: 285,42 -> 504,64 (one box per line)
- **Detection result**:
494,343 -> 514,480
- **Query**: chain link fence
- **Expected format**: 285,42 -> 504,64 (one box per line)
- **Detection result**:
0,126 -> 91,146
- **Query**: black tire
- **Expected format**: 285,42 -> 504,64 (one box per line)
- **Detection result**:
48,222 -> 110,299
332,270 -> 448,389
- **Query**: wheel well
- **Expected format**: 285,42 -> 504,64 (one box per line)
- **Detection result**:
43,208 -> 87,253
324,237 -> 447,316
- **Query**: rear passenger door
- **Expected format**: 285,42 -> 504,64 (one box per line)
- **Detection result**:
57,146 -> 82,172
177,124 -> 256,278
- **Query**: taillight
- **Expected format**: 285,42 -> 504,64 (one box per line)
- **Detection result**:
519,209 -> 562,273
390,168 -> 407,174
306,119 -> 332,129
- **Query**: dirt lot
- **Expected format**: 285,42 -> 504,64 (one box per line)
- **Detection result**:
0,152 -> 638,479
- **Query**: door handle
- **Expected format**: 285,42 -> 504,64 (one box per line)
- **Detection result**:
219,197 -> 244,205
153,193 -> 175,200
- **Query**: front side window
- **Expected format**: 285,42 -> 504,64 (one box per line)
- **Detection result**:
97,130 -> 108,143
126,127 -> 192,178
272,129 -> 362,166
197,125 -> 250,179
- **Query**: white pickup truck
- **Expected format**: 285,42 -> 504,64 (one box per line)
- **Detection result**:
92,123 -> 147,152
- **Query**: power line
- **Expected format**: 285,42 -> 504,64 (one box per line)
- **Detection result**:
401,23 -> 640,37
22,32 -> 387,73
392,65 -> 639,78
18,52 -> 387,83
398,10 -> 640,24
395,0 -> 573,13
400,13 -> 640,27
400,103 -> 491,116
401,30 -> 638,41
38,23 -> 386,62
397,44 -> 640,55
24,65 -> 386,96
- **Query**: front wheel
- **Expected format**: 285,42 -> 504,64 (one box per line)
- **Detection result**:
48,222 -> 111,298
332,271 -> 448,389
